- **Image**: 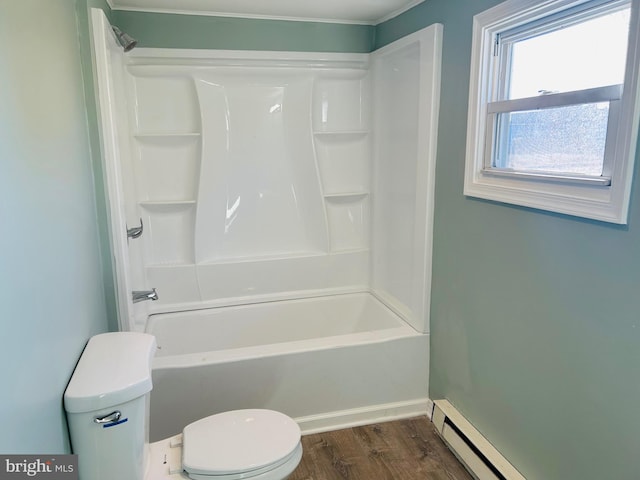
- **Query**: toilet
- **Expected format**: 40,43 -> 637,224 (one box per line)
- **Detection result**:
64,332 -> 302,480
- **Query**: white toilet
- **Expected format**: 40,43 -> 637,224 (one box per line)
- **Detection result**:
64,332 -> 302,480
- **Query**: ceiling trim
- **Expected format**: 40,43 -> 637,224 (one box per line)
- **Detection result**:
109,6 -> 376,25
374,0 -> 423,24
105,1 -> 425,26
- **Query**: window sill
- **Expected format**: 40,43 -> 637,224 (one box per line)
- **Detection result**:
463,170 -> 628,223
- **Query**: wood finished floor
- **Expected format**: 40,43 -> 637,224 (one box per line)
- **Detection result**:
289,416 -> 473,480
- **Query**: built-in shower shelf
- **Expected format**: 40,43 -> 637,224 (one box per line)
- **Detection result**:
313,131 -> 368,141
146,262 -> 197,268
139,200 -> 196,209
197,250 -> 330,266
324,192 -> 369,200
134,133 -> 201,139
328,247 -> 369,255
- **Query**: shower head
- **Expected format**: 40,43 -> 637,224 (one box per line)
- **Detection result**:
112,25 -> 137,52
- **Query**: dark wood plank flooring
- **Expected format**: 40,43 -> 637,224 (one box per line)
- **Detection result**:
289,416 -> 473,480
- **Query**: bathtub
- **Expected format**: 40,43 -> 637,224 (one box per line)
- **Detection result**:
145,292 -> 429,441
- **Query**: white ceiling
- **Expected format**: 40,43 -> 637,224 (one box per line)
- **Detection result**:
108,0 -> 423,25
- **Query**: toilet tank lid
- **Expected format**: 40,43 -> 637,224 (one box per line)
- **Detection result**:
64,332 -> 157,413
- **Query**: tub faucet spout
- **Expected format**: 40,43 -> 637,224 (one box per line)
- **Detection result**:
132,288 -> 158,303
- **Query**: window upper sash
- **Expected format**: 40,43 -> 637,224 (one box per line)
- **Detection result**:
496,0 -> 630,45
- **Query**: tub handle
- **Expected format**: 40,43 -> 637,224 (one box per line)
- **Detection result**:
94,411 -> 122,424
127,218 -> 143,240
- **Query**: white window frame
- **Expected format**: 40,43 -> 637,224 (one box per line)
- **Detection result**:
464,0 -> 640,224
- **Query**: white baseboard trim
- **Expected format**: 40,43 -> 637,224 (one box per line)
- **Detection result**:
425,398 -> 435,420
295,398 -> 432,435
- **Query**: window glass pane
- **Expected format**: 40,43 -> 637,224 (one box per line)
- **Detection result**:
495,102 -> 609,175
508,7 -> 630,99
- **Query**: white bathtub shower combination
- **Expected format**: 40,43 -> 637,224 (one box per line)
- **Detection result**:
92,8 -> 441,436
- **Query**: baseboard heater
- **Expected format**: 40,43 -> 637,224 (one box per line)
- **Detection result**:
432,400 -> 526,480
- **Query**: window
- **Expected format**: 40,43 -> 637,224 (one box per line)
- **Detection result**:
464,0 -> 640,223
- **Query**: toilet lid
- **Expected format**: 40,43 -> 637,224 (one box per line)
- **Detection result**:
182,409 -> 301,476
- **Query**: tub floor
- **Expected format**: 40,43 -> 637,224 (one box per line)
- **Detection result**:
289,416 -> 473,480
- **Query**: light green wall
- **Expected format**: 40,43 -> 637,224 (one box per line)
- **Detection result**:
378,2 -> 640,479
112,10 -> 375,52
0,0 -> 109,452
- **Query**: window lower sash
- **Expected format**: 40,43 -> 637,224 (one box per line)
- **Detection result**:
487,84 -> 622,114
481,167 -> 612,186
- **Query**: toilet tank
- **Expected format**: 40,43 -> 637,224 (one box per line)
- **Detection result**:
64,332 -> 157,480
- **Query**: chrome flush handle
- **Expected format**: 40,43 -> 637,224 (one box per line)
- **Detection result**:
94,411 -> 122,424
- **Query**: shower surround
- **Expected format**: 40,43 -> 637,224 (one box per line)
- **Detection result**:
126,51 -> 373,322
92,8 -> 441,434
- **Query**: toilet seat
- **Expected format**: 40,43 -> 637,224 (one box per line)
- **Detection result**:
185,444 -> 302,480
182,409 -> 301,480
